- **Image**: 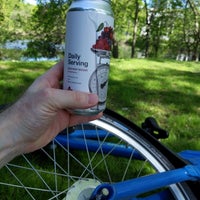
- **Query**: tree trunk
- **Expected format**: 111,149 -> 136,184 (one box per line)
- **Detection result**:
112,34 -> 119,58
187,0 -> 200,61
144,0 -> 154,58
131,0 -> 139,58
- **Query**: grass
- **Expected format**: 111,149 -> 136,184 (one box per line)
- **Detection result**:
107,59 -> 200,151
0,59 -> 199,199
0,61 -> 53,104
0,58 -> 199,152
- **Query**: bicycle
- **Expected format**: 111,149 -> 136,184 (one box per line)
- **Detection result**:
0,105 -> 200,200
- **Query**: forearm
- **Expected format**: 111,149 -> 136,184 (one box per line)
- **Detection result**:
0,106 -> 23,168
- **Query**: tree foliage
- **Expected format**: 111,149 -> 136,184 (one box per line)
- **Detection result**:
1,0 -> 200,60
0,0 -> 33,43
26,0 -> 69,58
112,0 -> 200,60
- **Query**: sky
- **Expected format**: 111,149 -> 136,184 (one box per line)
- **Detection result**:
24,0 -> 37,5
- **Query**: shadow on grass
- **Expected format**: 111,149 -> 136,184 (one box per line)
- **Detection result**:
108,79 -> 199,114
108,66 -> 199,114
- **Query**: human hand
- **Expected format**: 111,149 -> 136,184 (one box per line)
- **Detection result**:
0,61 -> 102,166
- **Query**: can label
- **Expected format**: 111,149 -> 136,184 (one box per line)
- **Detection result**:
64,10 -> 114,115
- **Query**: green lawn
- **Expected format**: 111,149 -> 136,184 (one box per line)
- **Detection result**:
0,59 -> 199,152
0,61 -> 53,104
108,59 -> 200,152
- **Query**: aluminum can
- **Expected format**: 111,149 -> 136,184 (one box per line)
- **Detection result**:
63,0 -> 114,115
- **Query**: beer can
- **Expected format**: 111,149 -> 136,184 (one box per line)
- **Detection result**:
63,0 -> 114,115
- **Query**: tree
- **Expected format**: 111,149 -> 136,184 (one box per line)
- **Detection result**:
131,0 -> 140,58
27,0 -> 69,58
0,0 -> 6,44
167,0 -> 200,61
111,0 -> 143,58
1,0 -> 200,60
143,0 -> 151,57
186,0 -> 200,61
0,0 -> 33,43
0,0 -> 34,59
142,0 -> 185,58
111,0 -> 128,58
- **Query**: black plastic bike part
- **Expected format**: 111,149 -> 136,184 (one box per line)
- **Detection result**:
141,117 -> 169,139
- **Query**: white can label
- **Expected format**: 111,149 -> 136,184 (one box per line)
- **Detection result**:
64,10 -> 114,113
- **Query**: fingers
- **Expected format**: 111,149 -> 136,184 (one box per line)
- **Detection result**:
32,61 -> 99,111
46,88 -> 99,110
28,61 -> 64,92
47,60 -> 64,79
42,60 -> 64,87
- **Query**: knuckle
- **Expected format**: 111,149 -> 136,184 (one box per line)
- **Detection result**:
37,88 -> 53,103
73,91 -> 87,105
43,88 -> 52,98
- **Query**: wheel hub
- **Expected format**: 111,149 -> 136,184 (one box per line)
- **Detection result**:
64,179 -> 101,200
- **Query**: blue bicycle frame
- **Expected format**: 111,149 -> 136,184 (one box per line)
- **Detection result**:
55,128 -> 200,200
90,161 -> 200,200
55,134 -> 144,161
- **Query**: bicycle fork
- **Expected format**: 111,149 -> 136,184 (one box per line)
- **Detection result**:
90,164 -> 200,200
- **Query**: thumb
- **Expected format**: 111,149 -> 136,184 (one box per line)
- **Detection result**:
47,89 -> 99,110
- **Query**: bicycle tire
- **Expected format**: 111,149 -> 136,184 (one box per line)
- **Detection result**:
102,109 -> 200,199
0,108 -> 199,199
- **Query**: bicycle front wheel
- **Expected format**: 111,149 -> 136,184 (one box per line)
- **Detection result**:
0,108 -> 198,199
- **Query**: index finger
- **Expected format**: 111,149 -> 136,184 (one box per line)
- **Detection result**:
43,60 -> 64,87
